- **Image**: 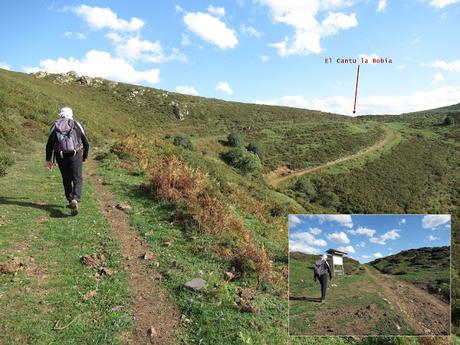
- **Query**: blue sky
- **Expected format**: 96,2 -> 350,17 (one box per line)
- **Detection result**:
288,214 -> 451,263
0,1 -> 459,115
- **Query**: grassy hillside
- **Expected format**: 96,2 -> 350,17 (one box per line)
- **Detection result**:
369,247 -> 450,302
0,68 -> 459,344
289,253 -> 417,336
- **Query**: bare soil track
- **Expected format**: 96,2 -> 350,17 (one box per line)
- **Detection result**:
365,266 -> 450,335
87,160 -> 180,345
265,126 -> 398,187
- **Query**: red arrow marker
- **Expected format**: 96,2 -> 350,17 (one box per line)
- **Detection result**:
353,64 -> 360,114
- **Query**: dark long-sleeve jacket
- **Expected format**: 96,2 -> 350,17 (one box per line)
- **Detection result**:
314,260 -> 332,280
46,120 -> 89,161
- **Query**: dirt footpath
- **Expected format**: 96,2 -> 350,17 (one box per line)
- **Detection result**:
87,160 -> 181,345
365,266 -> 450,335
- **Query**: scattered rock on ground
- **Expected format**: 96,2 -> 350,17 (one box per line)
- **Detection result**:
234,288 -> 258,313
142,252 -> 154,260
81,289 -> 97,301
115,203 -> 131,211
224,271 -> 238,281
80,253 -> 106,268
147,326 -> 157,338
184,278 -> 208,292
0,257 -> 25,274
171,101 -> 189,120
54,71 -> 79,85
98,267 -> 113,276
33,71 -> 48,78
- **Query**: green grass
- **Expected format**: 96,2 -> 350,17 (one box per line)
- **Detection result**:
288,256 -> 414,336
0,69 -> 459,344
0,149 -> 130,344
96,153 -> 290,345
370,246 -> 450,302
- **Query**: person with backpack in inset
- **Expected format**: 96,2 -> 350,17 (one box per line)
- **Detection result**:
314,254 -> 332,303
46,107 -> 89,215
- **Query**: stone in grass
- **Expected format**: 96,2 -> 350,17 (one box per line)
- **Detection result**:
81,289 -> 97,302
147,326 -> 157,338
184,278 -> 208,292
115,203 -> 131,211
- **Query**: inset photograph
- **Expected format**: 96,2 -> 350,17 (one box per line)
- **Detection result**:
288,214 -> 451,336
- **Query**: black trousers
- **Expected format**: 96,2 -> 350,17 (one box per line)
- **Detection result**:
319,274 -> 328,300
56,151 -> 83,202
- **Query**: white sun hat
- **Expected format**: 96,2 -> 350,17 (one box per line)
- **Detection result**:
59,107 -> 73,119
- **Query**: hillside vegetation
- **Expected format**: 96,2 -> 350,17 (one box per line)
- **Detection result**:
370,247 -> 450,302
0,68 -> 459,345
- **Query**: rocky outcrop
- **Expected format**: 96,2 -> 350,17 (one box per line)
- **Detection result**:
53,71 -> 79,85
128,88 -> 145,99
171,101 -> 189,120
33,71 -> 48,79
76,76 -> 104,87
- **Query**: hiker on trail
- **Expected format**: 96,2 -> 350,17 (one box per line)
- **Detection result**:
314,254 -> 332,303
45,107 -> 89,215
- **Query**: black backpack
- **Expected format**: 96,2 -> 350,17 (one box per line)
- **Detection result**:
54,118 -> 81,155
314,259 -> 327,277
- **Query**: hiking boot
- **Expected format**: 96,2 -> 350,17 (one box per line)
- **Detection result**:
321,299 -> 326,304
70,200 -> 79,215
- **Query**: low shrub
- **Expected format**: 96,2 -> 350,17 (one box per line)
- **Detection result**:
227,132 -> 245,147
292,179 -> 316,201
149,155 -> 272,277
222,147 -> 262,175
173,134 -> 193,150
0,153 -> 14,177
247,141 -> 263,157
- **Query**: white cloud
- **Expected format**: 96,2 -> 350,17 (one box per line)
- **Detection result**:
290,231 -> 328,247
314,215 -> 353,228
423,59 -> 460,72
71,5 -> 144,32
0,61 -> 11,70
64,31 -> 87,40
288,214 -> 302,228
432,72 -> 444,85
309,227 -> 322,235
257,0 -> 357,56
425,0 -> 460,8
183,12 -> 238,49
399,218 -> 406,225
23,50 -> 160,84
349,226 -> 376,238
377,0 -> 387,12
422,215 -> 451,229
373,252 -> 383,258
240,24 -> 262,38
207,5 -> 226,17
369,229 -> 400,245
356,241 -> 366,248
175,85 -> 198,96
175,4 -> 184,13
114,37 -> 186,63
427,235 -> 438,241
337,245 -> 355,254
289,240 -> 321,254
362,254 -> 370,259
181,33 -> 191,46
216,81 -> 233,95
259,55 -> 270,63
326,231 -> 350,244
255,85 -> 460,115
